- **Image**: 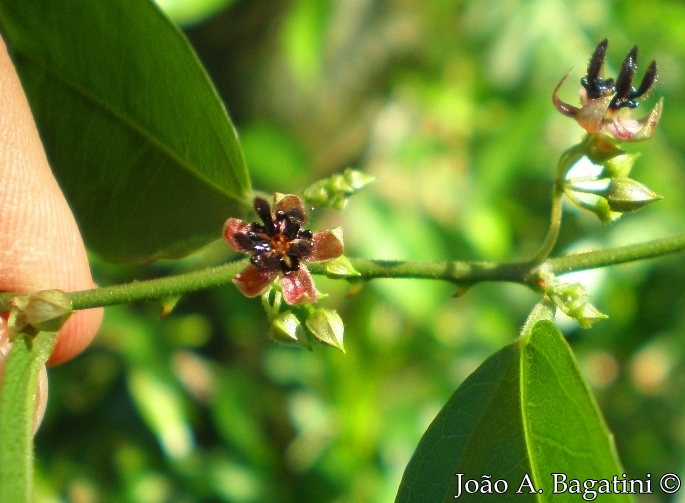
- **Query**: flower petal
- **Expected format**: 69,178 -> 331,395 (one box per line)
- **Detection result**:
552,72 -> 580,118
223,218 -> 254,253
576,95 -> 613,134
281,267 -> 317,304
600,100 -> 663,142
274,193 -> 308,225
308,227 -> 344,262
614,99 -> 662,142
233,265 -> 277,297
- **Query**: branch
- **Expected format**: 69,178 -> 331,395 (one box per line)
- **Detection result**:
0,232 -> 683,312
545,232 -> 685,275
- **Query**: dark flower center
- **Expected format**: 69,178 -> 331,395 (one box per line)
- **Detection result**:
239,197 -> 314,274
581,39 -> 657,111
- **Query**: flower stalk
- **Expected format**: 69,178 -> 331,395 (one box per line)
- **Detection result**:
1,230 -> 685,313
528,180 -> 564,265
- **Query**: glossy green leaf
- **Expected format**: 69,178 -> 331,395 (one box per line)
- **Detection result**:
0,0 -> 251,262
396,320 -> 630,502
0,331 -> 57,503
155,0 -> 236,26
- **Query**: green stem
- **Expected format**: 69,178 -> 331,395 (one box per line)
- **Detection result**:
0,231 -> 684,312
0,331 -> 57,503
545,232 -> 685,275
308,258 -> 528,283
528,181 -> 564,264
0,259 -> 249,311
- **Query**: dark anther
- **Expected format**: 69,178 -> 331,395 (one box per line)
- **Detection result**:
234,232 -> 256,251
249,223 -> 265,235
279,255 -> 300,274
252,240 -> 272,254
608,46 -> 657,110
288,239 -> 312,258
251,253 -> 281,272
241,196 -> 317,275
286,207 -> 306,227
283,220 -> 301,240
634,59 -> 658,99
581,39 -> 615,98
254,197 -> 277,235
274,209 -> 304,239
587,39 -> 608,83
611,46 -> 638,109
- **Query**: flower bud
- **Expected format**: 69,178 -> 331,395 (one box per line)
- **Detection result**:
604,177 -> 662,213
8,289 -> 73,337
303,168 -> 375,209
603,153 -> 639,179
268,311 -> 311,349
322,254 -> 360,278
593,198 -> 620,224
572,302 -> 609,329
549,282 -> 607,328
564,174 -> 660,222
343,169 -> 375,192
584,136 -> 626,164
305,308 -> 345,352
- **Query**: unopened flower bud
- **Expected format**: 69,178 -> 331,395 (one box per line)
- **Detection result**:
305,308 -> 345,352
268,311 -> 311,349
549,282 -> 608,328
564,174 -> 660,222
343,169 -> 375,191
604,177 -> 661,213
572,302 -> 609,329
584,136 -> 625,164
594,198 -> 620,224
322,254 -> 360,278
603,153 -> 639,178
303,168 -> 375,209
8,289 -> 72,337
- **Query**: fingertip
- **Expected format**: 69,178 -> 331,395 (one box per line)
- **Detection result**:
48,306 -> 103,366
0,36 -> 102,364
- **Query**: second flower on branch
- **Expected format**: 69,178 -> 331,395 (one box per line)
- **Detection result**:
553,38 -> 662,142
224,193 -> 344,304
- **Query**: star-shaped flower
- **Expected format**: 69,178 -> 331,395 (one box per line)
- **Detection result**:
224,193 -> 343,304
553,39 -> 662,142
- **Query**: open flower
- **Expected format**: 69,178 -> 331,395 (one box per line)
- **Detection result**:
224,193 -> 343,304
553,39 -> 662,142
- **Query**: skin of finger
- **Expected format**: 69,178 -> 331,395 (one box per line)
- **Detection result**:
0,37 -> 103,365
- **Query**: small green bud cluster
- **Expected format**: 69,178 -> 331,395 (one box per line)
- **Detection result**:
303,168 -> 375,210
548,281 -> 607,328
533,269 -> 607,328
8,289 -> 73,338
560,136 -> 661,223
262,288 -> 345,352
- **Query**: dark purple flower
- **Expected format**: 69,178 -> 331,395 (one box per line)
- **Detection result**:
224,193 -> 344,304
553,39 -> 662,142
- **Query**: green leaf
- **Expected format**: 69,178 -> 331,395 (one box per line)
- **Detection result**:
0,331 -> 57,503
396,320 -> 630,502
155,0 -> 236,26
0,0 -> 251,262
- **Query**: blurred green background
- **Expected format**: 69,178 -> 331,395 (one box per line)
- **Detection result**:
35,1 -> 685,501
